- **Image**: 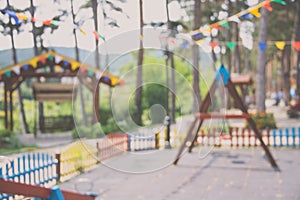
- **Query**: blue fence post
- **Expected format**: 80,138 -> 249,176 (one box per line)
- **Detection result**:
292,127 -> 296,147
48,186 -> 64,200
272,129 -> 277,147
27,154 -> 31,184
298,127 -> 300,147
279,128 -> 283,147
17,157 -> 21,182
285,128 -> 289,147
22,154 -> 26,183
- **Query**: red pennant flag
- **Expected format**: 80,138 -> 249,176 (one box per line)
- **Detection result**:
262,2 -> 273,11
39,56 -> 46,64
93,30 -> 99,40
210,42 -> 219,50
43,19 -> 52,26
210,24 -> 220,30
293,42 -> 300,51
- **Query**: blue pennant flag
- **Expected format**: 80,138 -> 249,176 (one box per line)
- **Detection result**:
241,13 -> 253,20
1,9 -> 20,24
216,64 -> 230,86
258,42 -> 267,52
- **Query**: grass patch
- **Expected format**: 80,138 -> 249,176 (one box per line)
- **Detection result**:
0,145 -> 38,155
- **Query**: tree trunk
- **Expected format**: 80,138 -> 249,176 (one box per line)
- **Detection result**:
283,46 -> 291,104
92,0 -> 100,69
71,0 -> 87,126
294,0 -> 300,97
256,8 -> 268,112
6,0 -> 29,133
135,0 -> 144,126
30,0 -> 44,135
192,0 -> 201,112
233,0 -> 241,73
166,0 -> 176,123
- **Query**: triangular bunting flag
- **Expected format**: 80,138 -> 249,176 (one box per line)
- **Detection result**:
258,42 -> 267,52
272,0 -> 286,5
293,42 -> 300,51
95,72 -> 102,79
1,9 -> 20,24
241,13 -> 253,19
228,15 -> 241,23
48,53 -> 54,61
275,41 -> 285,50
13,66 -> 20,75
55,55 -> 62,64
55,65 -> 61,72
51,20 -> 59,26
196,40 -> 203,45
16,13 -> 28,21
181,41 -> 189,49
39,56 -> 46,64
88,70 -> 94,76
22,64 -> 29,70
218,21 -> 230,29
262,1 -> 273,11
193,32 -> 202,40
250,8 -> 261,18
80,28 -> 86,35
210,24 -> 220,30
43,19 -> 53,26
210,42 -> 219,50
226,42 -> 237,51
4,70 -> 11,77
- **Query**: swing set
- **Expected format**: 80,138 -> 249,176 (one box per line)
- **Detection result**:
173,65 -> 279,170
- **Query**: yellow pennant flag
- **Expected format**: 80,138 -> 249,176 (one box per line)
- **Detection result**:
275,41 -> 285,50
196,40 -> 203,45
250,8 -> 261,18
80,28 -> 86,35
28,57 -> 39,68
16,13 -> 28,21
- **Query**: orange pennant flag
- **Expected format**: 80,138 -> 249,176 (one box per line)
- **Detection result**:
43,19 -> 52,26
262,1 -> 273,11
210,24 -> 220,30
275,41 -> 285,50
293,42 -> 300,51
210,42 -> 219,50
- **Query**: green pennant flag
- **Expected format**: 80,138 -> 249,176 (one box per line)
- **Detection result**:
218,21 -> 229,29
48,53 -> 54,61
272,0 -> 286,5
4,70 -> 11,77
226,42 -> 236,51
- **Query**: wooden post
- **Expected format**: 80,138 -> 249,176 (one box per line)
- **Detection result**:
55,153 -> 61,183
92,79 -> 100,124
9,90 -> 13,131
4,87 -> 8,129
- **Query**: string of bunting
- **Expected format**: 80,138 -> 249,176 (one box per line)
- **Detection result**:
180,40 -> 300,52
0,9 -> 106,42
0,51 -> 122,86
190,0 -> 286,38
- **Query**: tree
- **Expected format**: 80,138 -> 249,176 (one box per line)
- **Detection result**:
294,0 -> 300,97
71,0 -> 88,126
256,7 -> 268,111
135,0 -> 144,126
1,1 -> 29,133
192,0 -> 201,112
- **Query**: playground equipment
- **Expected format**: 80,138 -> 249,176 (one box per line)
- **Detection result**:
173,65 -> 279,170
0,51 -> 121,131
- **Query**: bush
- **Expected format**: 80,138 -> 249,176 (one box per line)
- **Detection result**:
245,112 -> 277,130
0,129 -> 21,149
72,124 -> 103,139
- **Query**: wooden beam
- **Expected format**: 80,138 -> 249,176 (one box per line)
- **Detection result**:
4,84 -> 8,129
0,179 -> 96,200
226,79 -> 279,170
195,113 -> 251,119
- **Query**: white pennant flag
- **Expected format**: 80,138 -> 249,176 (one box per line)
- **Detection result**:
55,55 -> 62,64
228,15 -> 241,23
13,66 -> 20,75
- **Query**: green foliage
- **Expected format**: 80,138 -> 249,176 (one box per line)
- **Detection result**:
0,129 -> 21,149
72,124 -> 101,139
245,112 -> 277,130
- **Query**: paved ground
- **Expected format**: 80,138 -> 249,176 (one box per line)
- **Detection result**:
60,148 -> 300,200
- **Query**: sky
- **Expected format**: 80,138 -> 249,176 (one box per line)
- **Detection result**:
0,0 -> 186,52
